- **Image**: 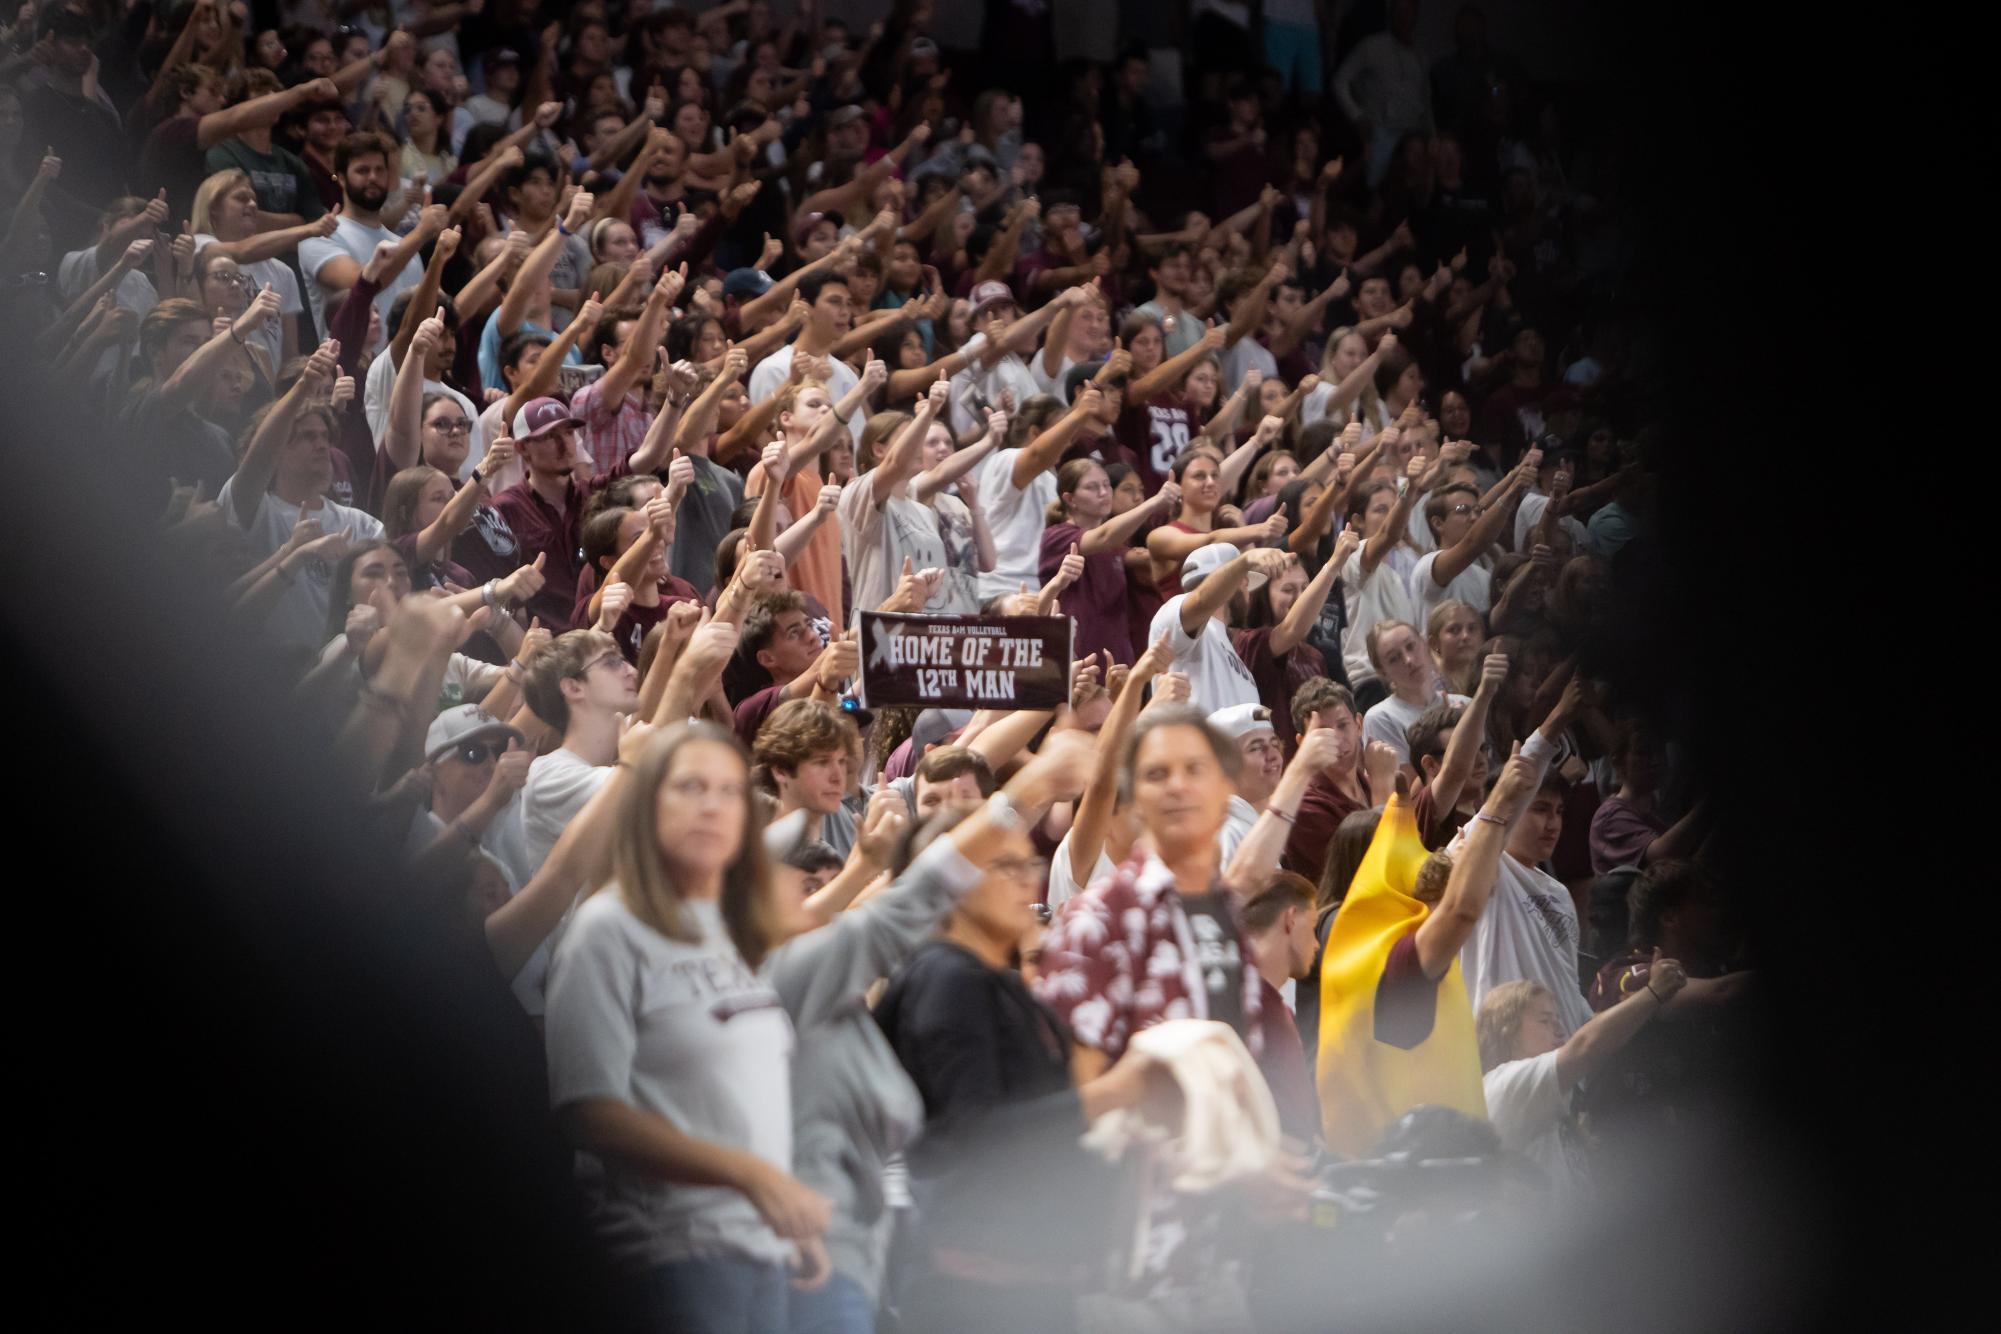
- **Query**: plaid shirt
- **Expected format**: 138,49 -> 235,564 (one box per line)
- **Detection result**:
1034,853 -> 1264,1063
569,379 -> 651,477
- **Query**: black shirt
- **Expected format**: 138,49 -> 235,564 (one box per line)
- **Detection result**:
1179,890 -> 1248,1038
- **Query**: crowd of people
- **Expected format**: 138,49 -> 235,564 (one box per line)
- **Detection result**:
0,2 -> 1754,1330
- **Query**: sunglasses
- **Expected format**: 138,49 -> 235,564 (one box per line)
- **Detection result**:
454,740 -> 506,764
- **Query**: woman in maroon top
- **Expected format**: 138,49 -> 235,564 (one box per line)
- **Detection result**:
1038,459 -> 1183,667
1232,529 -> 1357,756
1113,313 -> 1228,493
574,501 -> 703,663
1144,445 -> 1288,599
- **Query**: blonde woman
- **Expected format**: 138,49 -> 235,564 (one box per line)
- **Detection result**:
190,167 -> 337,367
1427,598 -> 1487,696
1300,326 -> 1400,436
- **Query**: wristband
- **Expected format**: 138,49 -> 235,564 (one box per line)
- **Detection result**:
1472,811 -> 1507,829
984,789 -> 1026,834
1269,807 -> 1297,826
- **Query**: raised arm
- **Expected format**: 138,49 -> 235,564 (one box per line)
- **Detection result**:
871,380 -> 947,505
1270,527 -> 1359,655
1196,369 -> 1259,446
1067,635 -> 1171,885
228,339 -> 337,527
1179,546 -> 1286,636
495,202 -> 578,337
973,197 -> 1038,286
1428,652 -> 1508,817
739,238 -> 852,330
199,76 -> 337,150
382,306 -> 445,471
1428,456 -> 1533,589
413,441 -> 511,566
600,266 -> 687,410
1010,385 -> 1098,490
1219,413 -> 1283,499
1148,504 -> 1287,570
1223,258 -> 1287,350
1079,479 -> 1180,557
1360,441 -> 1425,575
675,344 -> 751,453
1129,324 -> 1227,404
1411,745 -> 1535,978
163,284 -> 282,418
1224,724 -> 1344,898
912,406 -> 1003,503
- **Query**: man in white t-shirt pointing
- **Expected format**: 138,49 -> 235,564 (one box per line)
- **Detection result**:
1149,542 -> 1289,715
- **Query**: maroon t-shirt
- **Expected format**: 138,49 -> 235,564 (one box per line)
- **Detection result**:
1256,977 -> 1319,1143
569,568 -> 701,637
392,533 -> 473,594
452,499 -> 526,590
1116,392 -> 1196,497
1373,934 -> 1442,1049
733,681 -> 791,748
1282,770 -> 1370,884
1040,520 -> 1132,666
487,461 -> 629,629
1410,782 -> 1473,853
1231,627 -> 1329,758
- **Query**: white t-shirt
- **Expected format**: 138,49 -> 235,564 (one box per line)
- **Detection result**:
363,345 -> 487,482
1338,545 -> 1418,687
299,213 -> 421,338
1029,349 -> 1079,398
1409,548 -> 1493,629
193,233 -> 302,374
1047,833 -> 1115,915
1150,595 -> 1261,716
1482,1050 -> 1587,1205
747,342 -> 864,447
521,746 -> 614,879
971,446 -> 1057,602
839,481 -> 951,625
59,246 -> 158,379
1219,794 -> 1259,866
215,480 -> 385,649
1513,491 -> 1589,553
1451,731 -> 1593,1036
1363,689 -> 1470,766
947,333 -> 1043,437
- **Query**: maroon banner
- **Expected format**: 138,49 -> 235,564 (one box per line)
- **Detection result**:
858,613 -> 1072,710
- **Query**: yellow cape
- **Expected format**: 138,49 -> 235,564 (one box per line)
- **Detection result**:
1316,794 -> 1487,1156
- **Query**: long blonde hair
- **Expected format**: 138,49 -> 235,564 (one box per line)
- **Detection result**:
191,168 -> 252,237
1318,325 -> 1383,428
610,723 -> 785,969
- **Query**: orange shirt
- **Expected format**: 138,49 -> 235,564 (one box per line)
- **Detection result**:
745,460 -> 844,625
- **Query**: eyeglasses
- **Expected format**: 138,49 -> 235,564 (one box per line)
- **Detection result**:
455,740 -> 505,765
989,856 -> 1049,883
426,418 -> 472,434
582,651 -> 627,676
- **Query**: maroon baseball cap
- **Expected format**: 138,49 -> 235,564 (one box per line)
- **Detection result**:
968,280 -> 1017,321
512,396 -> 581,442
